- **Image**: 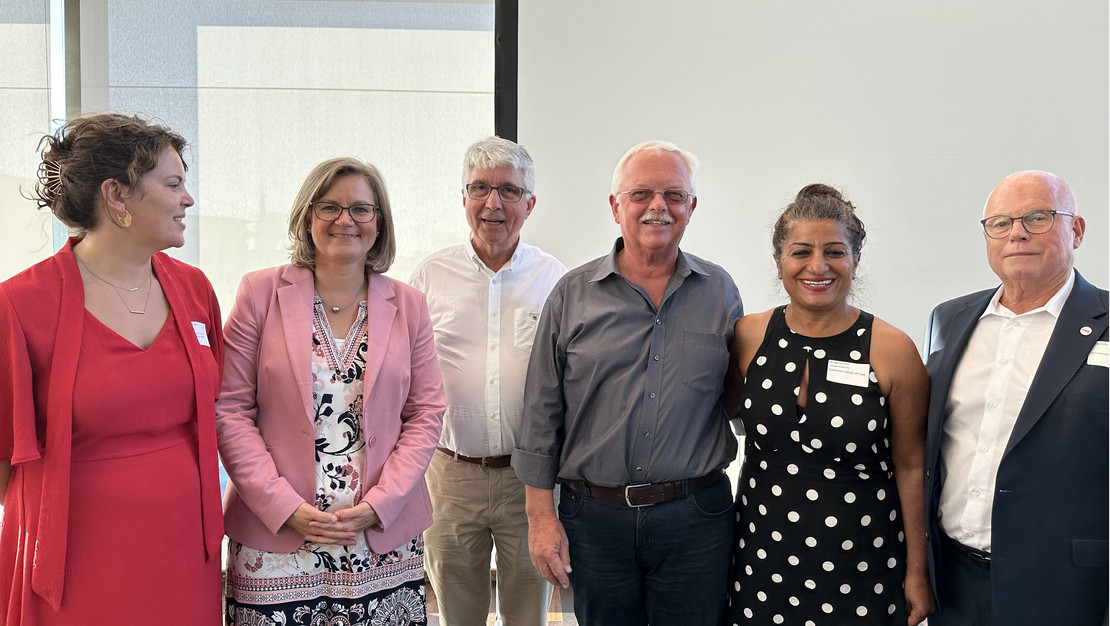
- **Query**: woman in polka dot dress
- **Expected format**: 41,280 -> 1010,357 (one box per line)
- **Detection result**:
724,184 -> 933,625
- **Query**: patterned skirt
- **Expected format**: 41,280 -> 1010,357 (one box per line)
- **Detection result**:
225,535 -> 426,626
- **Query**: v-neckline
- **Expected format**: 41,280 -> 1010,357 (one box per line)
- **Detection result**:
83,307 -> 172,351
314,301 -> 368,374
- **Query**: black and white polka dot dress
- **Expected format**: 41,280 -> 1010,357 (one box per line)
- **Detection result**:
727,306 -> 907,625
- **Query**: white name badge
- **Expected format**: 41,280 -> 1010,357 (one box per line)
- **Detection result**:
191,321 -> 211,347
826,359 -> 871,388
1087,341 -> 1108,368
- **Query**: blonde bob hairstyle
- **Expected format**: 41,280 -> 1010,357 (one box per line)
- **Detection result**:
288,157 -> 396,272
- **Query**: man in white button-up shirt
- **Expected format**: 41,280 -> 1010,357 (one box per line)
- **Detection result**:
410,137 -> 565,626
923,170 -> 1108,625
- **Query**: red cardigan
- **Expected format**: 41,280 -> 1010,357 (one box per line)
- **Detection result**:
0,237 -> 224,614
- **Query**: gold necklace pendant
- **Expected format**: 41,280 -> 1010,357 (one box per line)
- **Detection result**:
77,255 -> 154,315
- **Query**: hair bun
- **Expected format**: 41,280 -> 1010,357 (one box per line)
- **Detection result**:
795,183 -> 843,202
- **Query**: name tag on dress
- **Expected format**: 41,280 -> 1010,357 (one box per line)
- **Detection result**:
191,321 -> 211,347
826,359 -> 871,387
1088,341 -> 1109,368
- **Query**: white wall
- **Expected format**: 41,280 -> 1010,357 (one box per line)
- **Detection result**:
516,1 -> 1108,349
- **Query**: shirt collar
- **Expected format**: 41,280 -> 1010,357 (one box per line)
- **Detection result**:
465,238 -> 526,273
589,238 -> 704,283
982,268 -> 1076,320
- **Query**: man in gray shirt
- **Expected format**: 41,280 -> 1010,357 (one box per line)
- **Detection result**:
512,140 -> 742,625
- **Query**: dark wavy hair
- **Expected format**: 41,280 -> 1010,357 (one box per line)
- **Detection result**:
33,112 -> 187,231
771,183 -> 866,261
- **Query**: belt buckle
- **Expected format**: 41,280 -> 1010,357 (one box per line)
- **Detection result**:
624,483 -> 654,508
968,549 -> 991,565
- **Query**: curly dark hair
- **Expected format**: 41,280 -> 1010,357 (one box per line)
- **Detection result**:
33,112 -> 187,231
771,183 -> 866,261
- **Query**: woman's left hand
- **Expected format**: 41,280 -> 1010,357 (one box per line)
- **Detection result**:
321,501 -> 381,534
904,571 -> 935,625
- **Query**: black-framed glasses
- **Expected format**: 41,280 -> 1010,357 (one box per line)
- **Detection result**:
615,188 -> 693,205
464,183 -> 530,203
980,209 -> 1074,239
311,202 -> 379,223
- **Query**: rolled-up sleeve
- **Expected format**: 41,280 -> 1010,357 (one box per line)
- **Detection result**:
512,279 -> 567,489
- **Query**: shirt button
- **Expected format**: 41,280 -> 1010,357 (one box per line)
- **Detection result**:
971,489 -> 981,497
653,355 -> 660,361
643,431 -> 649,437
964,531 -> 974,538
489,377 -> 496,384
988,400 -> 998,408
635,466 -> 643,471
979,445 -> 989,453
655,319 -> 662,325
649,392 -> 656,399
999,358 -> 1008,364
490,343 -> 496,350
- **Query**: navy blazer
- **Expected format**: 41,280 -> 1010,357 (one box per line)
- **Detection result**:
923,269 -> 1109,625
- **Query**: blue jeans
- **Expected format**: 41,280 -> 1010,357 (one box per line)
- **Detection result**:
559,475 -> 733,626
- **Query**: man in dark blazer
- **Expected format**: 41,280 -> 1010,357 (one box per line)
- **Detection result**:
923,170 -> 1108,625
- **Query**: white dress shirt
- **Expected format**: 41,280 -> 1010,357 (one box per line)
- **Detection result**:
410,240 -> 566,458
939,271 -> 1075,551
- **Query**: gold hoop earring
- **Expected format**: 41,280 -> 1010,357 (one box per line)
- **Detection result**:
117,210 -> 133,228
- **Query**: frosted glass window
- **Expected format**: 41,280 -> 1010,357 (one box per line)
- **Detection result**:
90,1 -> 495,309
0,2 -> 54,280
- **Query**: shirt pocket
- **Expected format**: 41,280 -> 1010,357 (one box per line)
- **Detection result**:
681,330 -> 728,393
513,308 -> 542,352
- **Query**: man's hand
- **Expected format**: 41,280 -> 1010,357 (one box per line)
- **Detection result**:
525,486 -> 572,588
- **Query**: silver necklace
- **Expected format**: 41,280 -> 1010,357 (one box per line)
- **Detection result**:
77,256 -> 154,315
315,278 -> 366,313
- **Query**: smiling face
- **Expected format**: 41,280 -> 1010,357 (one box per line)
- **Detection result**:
983,172 -> 1084,292
464,164 -> 534,268
609,150 -> 696,263
120,145 -> 193,250
309,174 -> 379,270
776,219 -> 859,312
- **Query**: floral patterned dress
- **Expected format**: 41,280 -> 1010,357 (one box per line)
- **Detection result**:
226,300 -> 427,626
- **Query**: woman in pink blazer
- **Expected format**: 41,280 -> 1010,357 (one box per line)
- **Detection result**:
217,157 -> 445,626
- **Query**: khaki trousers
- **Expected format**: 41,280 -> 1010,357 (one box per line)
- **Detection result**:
424,449 -> 553,626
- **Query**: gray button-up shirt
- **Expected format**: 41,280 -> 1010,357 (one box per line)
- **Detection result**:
512,238 -> 743,489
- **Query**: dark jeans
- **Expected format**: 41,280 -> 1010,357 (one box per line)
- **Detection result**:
558,476 -> 733,626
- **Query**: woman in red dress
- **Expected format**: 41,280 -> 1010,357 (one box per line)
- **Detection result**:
0,113 -> 224,624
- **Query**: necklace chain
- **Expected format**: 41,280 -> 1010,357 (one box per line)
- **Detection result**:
76,255 -> 154,315
315,277 -> 366,314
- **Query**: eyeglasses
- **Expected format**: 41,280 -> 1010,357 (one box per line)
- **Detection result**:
980,210 -> 1074,239
615,189 -> 693,205
465,183 -> 530,203
311,202 -> 379,223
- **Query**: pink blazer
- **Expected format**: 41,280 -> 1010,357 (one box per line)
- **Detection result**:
217,264 -> 445,554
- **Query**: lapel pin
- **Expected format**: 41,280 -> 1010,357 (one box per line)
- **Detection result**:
1080,326 -> 1092,336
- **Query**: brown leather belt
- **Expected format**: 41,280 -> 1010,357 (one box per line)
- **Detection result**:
562,471 -> 723,508
437,447 -> 512,469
